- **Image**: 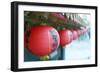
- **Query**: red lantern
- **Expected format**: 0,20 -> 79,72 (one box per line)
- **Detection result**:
77,30 -> 81,36
70,32 -> 73,41
28,25 -> 60,57
59,29 -> 73,47
71,30 -> 78,40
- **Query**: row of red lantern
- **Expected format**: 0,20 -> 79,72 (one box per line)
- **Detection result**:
24,25 -> 88,57
58,28 -> 88,47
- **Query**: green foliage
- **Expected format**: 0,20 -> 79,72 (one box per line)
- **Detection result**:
24,12 -> 84,31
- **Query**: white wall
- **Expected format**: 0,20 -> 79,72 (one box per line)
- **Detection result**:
0,0 -> 99,73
